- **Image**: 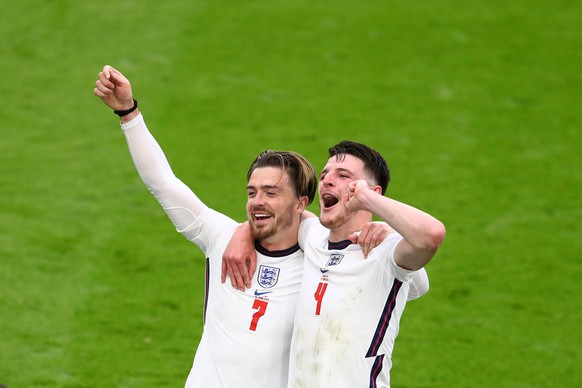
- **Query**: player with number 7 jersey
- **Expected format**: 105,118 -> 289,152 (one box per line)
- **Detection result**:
110,106 -> 314,386
186,210 -> 304,387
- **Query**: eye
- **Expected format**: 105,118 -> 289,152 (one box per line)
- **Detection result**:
266,191 -> 277,197
247,191 -> 256,198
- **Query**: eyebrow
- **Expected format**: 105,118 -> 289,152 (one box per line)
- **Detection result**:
320,167 -> 353,176
246,184 -> 283,191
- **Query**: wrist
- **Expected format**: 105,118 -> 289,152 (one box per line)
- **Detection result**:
357,188 -> 378,212
114,99 -> 138,117
119,108 -> 140,124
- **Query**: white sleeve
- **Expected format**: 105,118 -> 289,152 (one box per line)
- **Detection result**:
298,217 -> 314,249
120,114 -> 207,238
407,267 -> 429,301
298,217 -> 326,249
375,232 -> 417,283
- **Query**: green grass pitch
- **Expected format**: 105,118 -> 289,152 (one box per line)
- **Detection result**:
1,0 -> 580,386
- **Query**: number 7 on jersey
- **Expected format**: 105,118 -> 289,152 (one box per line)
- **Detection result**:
249,299 -> 268,331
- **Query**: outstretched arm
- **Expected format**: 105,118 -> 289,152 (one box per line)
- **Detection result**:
346,180 -> 445,270
93,65 -> 207,236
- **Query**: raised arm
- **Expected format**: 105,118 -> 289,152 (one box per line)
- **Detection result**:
346,180 -> 446,270
94,65 -> 207,235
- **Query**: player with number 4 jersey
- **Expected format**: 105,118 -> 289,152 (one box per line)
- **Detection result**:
290,218 -> 414,387
285,141 -> 446,387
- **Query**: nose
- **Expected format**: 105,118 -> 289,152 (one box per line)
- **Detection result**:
321,173 -> 334,187
250,191 -> 266,206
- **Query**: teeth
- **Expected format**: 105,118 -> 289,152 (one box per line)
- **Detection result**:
255,213 -> 270,219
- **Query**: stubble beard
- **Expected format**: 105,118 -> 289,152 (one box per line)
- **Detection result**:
320,205 -> 353,231
249,204 -> 296,241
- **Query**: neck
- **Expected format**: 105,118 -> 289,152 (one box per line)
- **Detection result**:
258,224 -> 300,251
328,212 -> 372,243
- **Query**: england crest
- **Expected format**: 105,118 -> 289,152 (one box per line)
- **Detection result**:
326,253 -> 344,267
257,265 -> 280,288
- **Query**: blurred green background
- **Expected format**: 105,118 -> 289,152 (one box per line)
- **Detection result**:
1,0 -> 580,386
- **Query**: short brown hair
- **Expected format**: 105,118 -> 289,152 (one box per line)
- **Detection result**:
247,150 -> 317,204
328,140 -> 390,194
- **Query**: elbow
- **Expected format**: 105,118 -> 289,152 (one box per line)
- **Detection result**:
420,221 -> 446,252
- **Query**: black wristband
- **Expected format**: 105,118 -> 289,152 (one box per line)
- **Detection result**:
113,99 -> 138,117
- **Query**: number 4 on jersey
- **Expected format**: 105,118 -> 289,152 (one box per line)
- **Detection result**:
314,282 -> 328,315
249,299 -> 268,331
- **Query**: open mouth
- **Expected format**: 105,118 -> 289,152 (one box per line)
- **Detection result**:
321,193 -> 339,209
253,212 -> 273,222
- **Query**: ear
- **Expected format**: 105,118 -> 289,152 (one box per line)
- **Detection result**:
371,185 -> 382,195
296,196 -> 309,212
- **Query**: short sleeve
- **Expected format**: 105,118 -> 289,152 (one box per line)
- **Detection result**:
372,232 -> 416,283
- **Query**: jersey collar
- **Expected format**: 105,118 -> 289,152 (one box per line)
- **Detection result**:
254,240 -> 301,257
327,239 -> 353,250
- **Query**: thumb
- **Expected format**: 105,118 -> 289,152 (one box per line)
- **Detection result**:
103,65 -> 112,79
347,232 -> 358,244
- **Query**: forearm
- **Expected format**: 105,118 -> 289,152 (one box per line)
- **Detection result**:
120,113 -> 207,231
120,113 -> 177,193
120,108 -> 140,125
362,191 -> 443,249
358,189 -> 445,269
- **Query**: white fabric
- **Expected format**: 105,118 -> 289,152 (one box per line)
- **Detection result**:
407,265 -> 429,301
121,115 -> 303,387
289,218 -> 417,388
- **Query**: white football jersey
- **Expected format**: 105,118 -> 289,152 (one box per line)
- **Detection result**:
288,218 -> 416,388
184,208 -> 303,388
120,115 -> 303,388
